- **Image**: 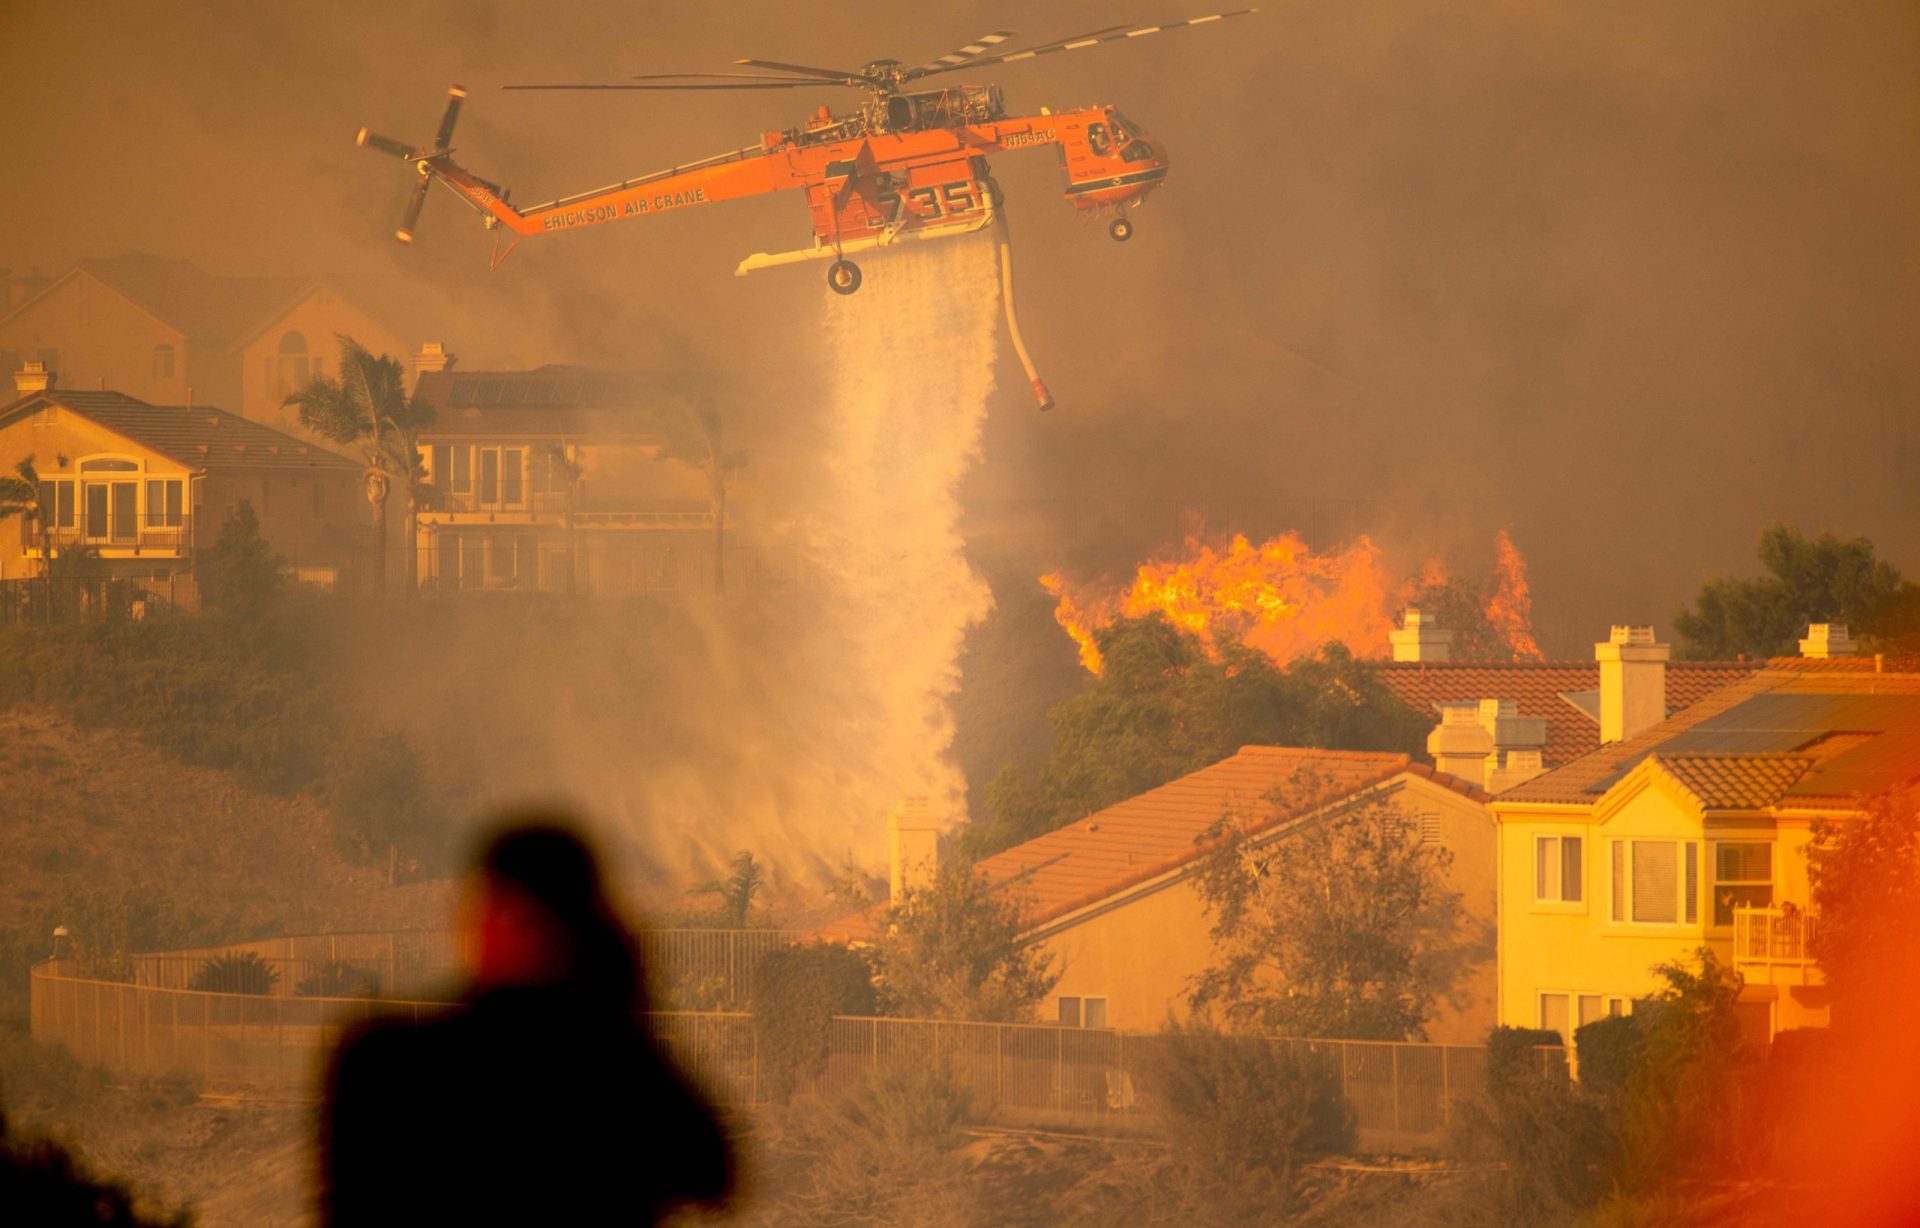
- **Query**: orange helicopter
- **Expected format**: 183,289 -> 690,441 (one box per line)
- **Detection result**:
356,10 -> 1256,407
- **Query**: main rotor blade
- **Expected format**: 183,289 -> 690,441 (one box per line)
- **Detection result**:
356,129 -> 420,160
397,175 -> 431,245
433,85 -> 465,151
909,29 -> 1015,76
914,9 -> 1258,79
505,81 -> 824,92
733,58 -> 875,85
629,71 -> 833,83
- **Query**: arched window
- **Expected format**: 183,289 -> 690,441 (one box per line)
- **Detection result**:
273,331 -> 310,399
151,343 -> 175,377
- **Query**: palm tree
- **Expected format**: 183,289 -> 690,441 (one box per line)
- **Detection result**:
540,442 -> 585,593
281,336 -> 435,596
0,456 -> 47,610
653,404 -> 744,596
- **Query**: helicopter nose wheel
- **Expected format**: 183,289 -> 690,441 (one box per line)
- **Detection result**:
1108,217 -> 1134,243
827,259 -> 862,295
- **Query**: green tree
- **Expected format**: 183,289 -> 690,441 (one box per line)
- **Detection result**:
0,454 -> 38,527
968,615 -> 1423,856
1673,524 -> 1917,660
752,943 -> 877,1102
199,502 -> 283,617
696,850 -> 767,927
868,862 -> 1059,1021
646,403 -> 745,595
1807,785 -> 1920,1012
281,335 -> 435,596
327,735 -> 444,877
1188,777 -> 1470,1040
1612,949 -> 1750,1191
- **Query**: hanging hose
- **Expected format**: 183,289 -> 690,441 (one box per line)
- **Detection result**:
996,211 -> 1054,411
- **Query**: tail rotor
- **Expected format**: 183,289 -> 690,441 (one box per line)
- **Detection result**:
355,85 -> 468,245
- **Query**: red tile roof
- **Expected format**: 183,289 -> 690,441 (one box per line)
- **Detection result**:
0,255 -> 311,343
0,390 -> 359,473
818,747 -> 1486,943
1652,754 -> 1814,810
1496,666 -> 1920,807
1378,660 -> 1762,765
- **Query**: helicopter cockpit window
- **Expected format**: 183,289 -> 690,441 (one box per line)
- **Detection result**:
1086,123 -> 1111,157
1121,141 -> 1154,164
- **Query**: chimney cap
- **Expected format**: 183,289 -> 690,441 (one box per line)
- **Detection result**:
14,359 -> 54,393
1391,608 -> 1454,663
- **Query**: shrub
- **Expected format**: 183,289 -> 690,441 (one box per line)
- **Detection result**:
752,1064 -> 977,1227
188,951 -> 278,995
752,943 -> 876,1103
294,960 -> 380,999
198,501 -> 283,618
1141,1024 -> 1352,1221
1574,1014 -> 1643,1103
327,736 -> 448,872
1485,1024 -> 1566,1094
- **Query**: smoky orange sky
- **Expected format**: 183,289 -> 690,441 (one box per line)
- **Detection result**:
3,0 -> 1915,658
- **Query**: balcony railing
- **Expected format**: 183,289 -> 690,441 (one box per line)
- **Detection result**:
1732,906 -> 1821,985
32,519 -> 192,556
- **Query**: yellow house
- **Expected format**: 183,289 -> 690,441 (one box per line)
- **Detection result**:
0,254 -> 407,438
1491,630 -> 1920,1045
409,365 -> 722,594
824,746 -> 1501,1043
0,380 -> 366,595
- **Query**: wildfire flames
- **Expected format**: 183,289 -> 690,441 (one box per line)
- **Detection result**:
1046,529 -> 1542,674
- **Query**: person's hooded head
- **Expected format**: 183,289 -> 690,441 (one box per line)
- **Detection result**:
466,817 -> 640,1010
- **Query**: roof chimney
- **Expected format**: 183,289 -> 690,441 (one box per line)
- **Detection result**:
415,341 -> 456,379
1799,623 -> 1857,659
13,360 -> 54,395
1428,698 -> 1548,791
1595,626 -> 1668,744
888,796 -> 940,905
1390,608 -> 1453,663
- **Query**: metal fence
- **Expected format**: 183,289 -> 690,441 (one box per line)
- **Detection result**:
30,955 -> 1563,1150
108,929 -> 805,1009
0,573 -> 194,624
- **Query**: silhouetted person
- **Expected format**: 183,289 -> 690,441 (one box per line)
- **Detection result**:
322,818 -> 732,1225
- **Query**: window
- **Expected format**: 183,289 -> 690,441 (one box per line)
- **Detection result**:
1121,140 -> 1154,164
1540,993 -> 1571,1042
79,457 -> 139,472
1577,995 -> 1631,1030
144,479 -> 184,527
1611,840 -> 1699,925
152,344 -> 175,377
450,445 -> 471,495
1086,122 -> 1111,157
530,448 -> 559,496
488,536 -> 518,583
1534,834 -> 1583,903
1057,997 -> 1109,1028
432,445 -> 452,493
478,449 -> 499,505
273,332 -> 310,399
37,480 -> 75,529
501,449 -> 524,506
461,536 -> 485,590
1713,842 -> 1773,927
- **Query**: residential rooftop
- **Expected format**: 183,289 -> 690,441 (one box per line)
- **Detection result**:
0,388 -> 360,473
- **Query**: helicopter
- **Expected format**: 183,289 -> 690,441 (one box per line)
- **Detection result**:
355,10 -> 1256,408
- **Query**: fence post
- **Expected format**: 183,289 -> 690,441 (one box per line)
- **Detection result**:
1441,1046 -> 1452,1127
995,1026 -> 1003,1109
1056,1027 -> 1064,1113
1391,1044 -> 1402,1137
202,994 -> 212,1082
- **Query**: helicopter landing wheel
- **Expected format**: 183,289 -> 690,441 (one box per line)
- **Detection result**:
1108,217 -> 1134,242
827,259 -> 862,295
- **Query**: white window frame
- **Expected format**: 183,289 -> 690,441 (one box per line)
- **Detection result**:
1710,839 -> 1775,929
1609,838 -> 1700,928
1539,991 -> 1572,1042
1532,832 -> 1586,908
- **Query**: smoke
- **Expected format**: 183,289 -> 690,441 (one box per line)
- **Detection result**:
348,239 -> 1000,891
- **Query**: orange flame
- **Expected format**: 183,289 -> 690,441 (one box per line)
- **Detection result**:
1486,528 -> 1543,661
1049,530 -> 1543,673
1050,532 -> 1397,673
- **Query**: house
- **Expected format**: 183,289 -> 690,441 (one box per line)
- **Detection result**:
0,254 -> 407,439
1489,624 -> 1920,1046
0,374 -> 366,594
822,747 -> 1501,1043
1378,608 -> 1762,785
409,363 -> 723,594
